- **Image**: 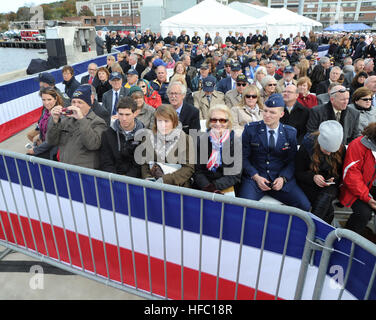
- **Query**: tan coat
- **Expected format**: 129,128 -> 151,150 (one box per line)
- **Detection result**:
141,129 -> 195,187
224,89 -> 242,109
231,105 -> 263,137
193,90 -> 225,120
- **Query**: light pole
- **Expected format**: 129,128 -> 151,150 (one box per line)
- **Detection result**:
130,0 -> 134,26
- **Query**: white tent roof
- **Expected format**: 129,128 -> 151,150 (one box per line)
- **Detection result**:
160,0 -> 262,39
228,2 -> 322,44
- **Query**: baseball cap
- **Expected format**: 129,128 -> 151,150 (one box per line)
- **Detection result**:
202,76 -> 216,92
200,63 -> 209,70
283,66 -> 295,73
231,62 -> 241,71
38,72 -> 55,85
127,69 -> 139,75
110,72 -> 123,80
236,74 -> 248,83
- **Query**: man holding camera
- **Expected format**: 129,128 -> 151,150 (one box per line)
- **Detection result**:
238,93 -> 311,211
47,85 -> 107,169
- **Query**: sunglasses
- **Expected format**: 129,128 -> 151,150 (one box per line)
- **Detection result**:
268,83 -> 277,87
360,98 -> 373,101
245,94 -> 258,99
237,82 -> 248,87
330,88 -> 349,95
210,118 -> 229,124
280,55 -> 286,57
139,85 -> 146,88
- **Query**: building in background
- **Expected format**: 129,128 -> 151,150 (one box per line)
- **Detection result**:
269,0 -> 376,29
141,0 -> 228,33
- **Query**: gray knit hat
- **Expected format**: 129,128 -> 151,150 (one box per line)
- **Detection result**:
317,120 -> 343,153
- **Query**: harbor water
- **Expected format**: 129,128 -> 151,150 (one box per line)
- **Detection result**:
0,47 -> 47,75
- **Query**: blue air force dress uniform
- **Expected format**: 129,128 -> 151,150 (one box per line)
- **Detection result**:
239,94 -> 311,211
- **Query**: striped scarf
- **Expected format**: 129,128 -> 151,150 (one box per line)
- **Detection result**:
207,129 -> 230,172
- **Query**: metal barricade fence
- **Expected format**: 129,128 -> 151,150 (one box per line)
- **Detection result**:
0,149 -> 322,300
1,149 -> 376,300
312,228 -> 376,300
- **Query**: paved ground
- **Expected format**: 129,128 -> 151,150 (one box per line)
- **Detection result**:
0,126 -> 145,300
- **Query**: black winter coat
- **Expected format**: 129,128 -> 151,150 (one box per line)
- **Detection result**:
194,130 -> 241,190
100,119 -> 144,177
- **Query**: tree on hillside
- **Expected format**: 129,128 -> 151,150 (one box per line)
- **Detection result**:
16,7 -> 30,21
79,6 -> 94,16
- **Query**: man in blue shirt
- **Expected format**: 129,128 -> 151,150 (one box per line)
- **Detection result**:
238,93 -> 311,211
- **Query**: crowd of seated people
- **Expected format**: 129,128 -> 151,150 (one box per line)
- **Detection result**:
27,29 -> 376,240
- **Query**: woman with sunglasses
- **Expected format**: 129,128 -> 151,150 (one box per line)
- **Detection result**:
141,104 -> 195,187
26,87 -> 61,160
137,79 -> 162,109
231,85 -> 263,137
348,87 -> 376,132
194,104 -> 241,195
260,75 -> 280,101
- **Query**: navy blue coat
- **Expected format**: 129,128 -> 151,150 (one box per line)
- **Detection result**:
216,76 -> 233,94
242,121 -> 298,192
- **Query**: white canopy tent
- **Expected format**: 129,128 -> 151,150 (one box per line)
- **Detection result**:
229,2 -> 322,45
160,0 -> 263,41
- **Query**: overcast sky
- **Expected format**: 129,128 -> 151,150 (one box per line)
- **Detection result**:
1,0 -> 64,14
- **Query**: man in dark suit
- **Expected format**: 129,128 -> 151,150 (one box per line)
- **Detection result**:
81,63 -> 98,86
274,34 -> 285,46
124,53 -> 145,77
284,33 -> 294,45
316,66 -> 342,96
343,58 -> 365,88
238,93 -> 311,211
306,85 -> 360,145
168,81 -> 200,135
280,85 -> 310,144
102,72 -> 130,126
216,61 -> 242,94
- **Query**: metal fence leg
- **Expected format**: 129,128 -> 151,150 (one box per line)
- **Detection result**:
0,248 -> 14,260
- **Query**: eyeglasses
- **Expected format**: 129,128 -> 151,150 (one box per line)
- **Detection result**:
330,88 -> 349,95
237,82 -> 248,87
268,83 -> 277,87
210,118 -> 228,124
88,69 -> 97,71
360,98 -> 373,101
168,92 -> 182,96
245,94 -> 258,99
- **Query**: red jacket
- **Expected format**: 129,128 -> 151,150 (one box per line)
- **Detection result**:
339,136 -> 376,207
144,90 -> 162,109
297,93 -> 318,109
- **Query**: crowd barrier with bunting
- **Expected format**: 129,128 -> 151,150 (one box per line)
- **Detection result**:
0,149 -> 375,300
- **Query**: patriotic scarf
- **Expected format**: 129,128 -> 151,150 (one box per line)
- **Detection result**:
207,129 -> 230,172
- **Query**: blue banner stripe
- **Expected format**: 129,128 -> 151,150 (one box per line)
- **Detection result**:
0,44 -> 131,105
